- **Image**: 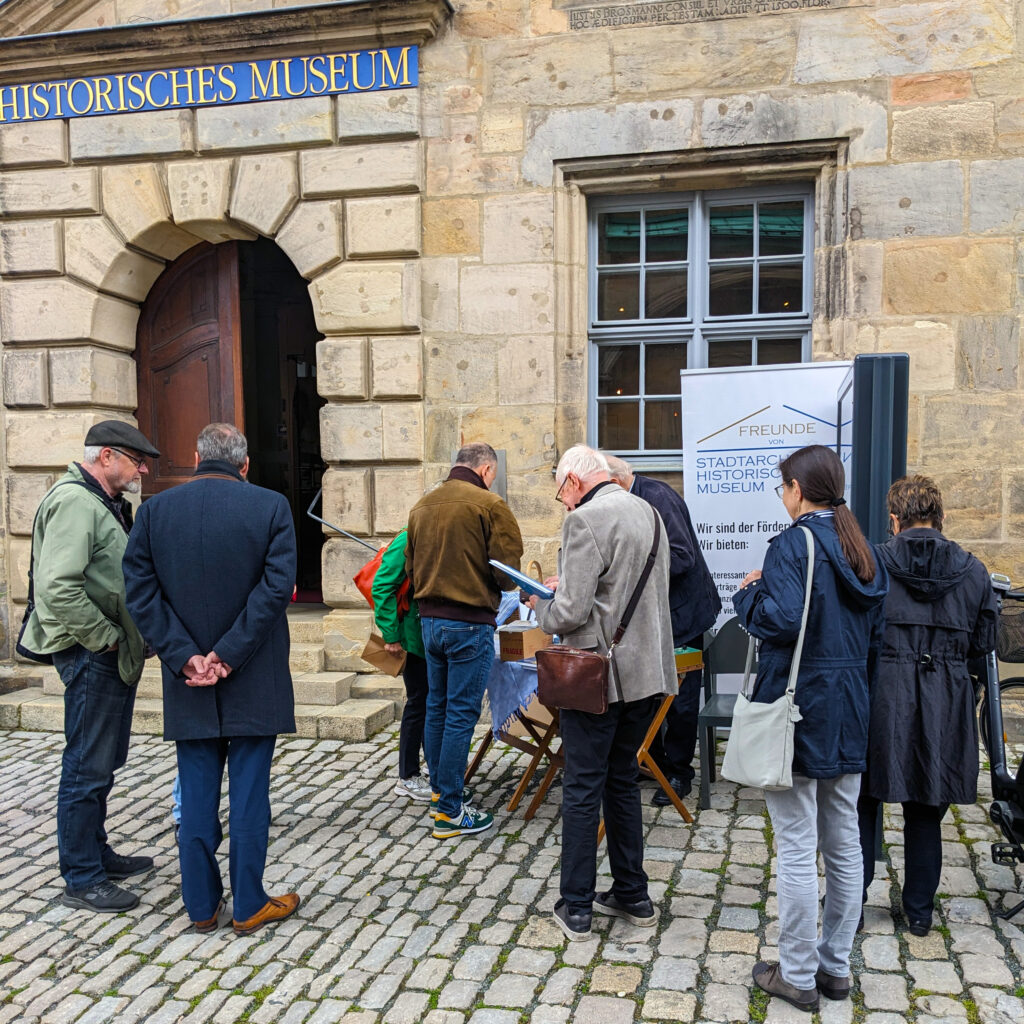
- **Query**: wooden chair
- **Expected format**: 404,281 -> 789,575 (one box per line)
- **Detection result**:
696,617 -> 755,809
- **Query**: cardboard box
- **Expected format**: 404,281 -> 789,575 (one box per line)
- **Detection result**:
498,621 -> 552,662
674,646 -> 704,674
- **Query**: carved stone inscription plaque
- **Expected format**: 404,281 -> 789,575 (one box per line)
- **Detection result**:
565,0 -> 869,30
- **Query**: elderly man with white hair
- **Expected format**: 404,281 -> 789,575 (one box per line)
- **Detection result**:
528,444 -> 677,940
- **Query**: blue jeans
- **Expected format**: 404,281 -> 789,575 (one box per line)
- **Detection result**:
172,774 -> 181,823
176,735 -> 276,923
421,618 -> 494,818
53,644 -> 137,889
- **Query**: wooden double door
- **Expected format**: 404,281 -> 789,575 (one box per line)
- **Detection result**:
136,239 -> 326,595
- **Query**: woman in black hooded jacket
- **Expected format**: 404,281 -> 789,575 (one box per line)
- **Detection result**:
859,476 -> 998,936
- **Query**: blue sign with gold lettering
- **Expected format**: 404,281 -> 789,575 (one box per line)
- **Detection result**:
0,46 -> 416,123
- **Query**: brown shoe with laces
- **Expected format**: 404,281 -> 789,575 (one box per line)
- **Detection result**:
814,968 -> 852,1000
193,898 -> 225,934
752,962 -> 819,1013
232,893 -> 300,936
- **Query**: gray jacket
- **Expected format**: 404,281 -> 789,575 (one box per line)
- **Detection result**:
535,483 -> 676,705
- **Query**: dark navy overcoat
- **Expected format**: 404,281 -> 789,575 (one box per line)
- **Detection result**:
732,513 -> 888,779
123,460 -> 297,741
632,475 -> 721,645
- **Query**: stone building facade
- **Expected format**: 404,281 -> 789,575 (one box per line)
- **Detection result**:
0,0 -> 1022,671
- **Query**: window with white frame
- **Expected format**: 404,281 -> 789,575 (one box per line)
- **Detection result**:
588,185 -> 814,463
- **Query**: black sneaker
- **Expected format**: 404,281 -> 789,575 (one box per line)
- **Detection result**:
907,918 -> 931,937
593,890 -> 657,927
651,775 -> 691,807
102,852 -> 154,880
553,899 -> 592,941
62,880 -> 140,913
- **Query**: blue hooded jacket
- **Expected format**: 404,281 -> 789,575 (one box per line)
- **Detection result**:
732,513 -> 889,779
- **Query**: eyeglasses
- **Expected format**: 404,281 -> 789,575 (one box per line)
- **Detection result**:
774,483 -> 786,498
555,475 -> 570,504
109,447 -> 146,471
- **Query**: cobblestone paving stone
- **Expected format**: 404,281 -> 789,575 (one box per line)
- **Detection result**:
1,725 -> 1023,1023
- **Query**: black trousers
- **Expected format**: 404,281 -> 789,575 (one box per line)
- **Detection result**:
858,793 -> 948,924
560,695 -> 658,913
649,633 -> 704,784
399,652 -> 429,780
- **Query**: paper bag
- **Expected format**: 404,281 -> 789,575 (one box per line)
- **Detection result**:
361,632 -> 406,676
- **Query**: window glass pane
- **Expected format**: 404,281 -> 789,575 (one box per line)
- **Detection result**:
709,265 -> 753,316
709,204 -> 754,259
598,401 -> 639,450
708,340 -> 753,367
759,201 -> 804,257
758,263 -> 803,313
645,344 -> 686,395
598,211 -> 641,265
598,345 -> 639,396
644,400 -> 682,450
598,272 -> 640,320
645,269 -> 687,319
645,209 -> 688,263
757,338 -> 804,365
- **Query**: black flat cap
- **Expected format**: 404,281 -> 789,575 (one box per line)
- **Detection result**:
85,420 -> 160,458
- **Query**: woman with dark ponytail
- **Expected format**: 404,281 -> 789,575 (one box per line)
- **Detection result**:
733,444 -> 888,1013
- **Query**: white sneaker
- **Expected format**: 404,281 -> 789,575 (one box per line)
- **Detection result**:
394,775 -> 433,801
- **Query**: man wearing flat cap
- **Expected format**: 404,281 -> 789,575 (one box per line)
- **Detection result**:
21,420 -> 160,913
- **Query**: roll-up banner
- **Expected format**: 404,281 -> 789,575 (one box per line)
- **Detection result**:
680,362 -> 852,630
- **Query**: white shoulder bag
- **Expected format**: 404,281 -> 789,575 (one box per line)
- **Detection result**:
721,525 -> 814,792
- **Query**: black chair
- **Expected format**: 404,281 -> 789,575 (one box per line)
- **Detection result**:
697,616 -> 755,809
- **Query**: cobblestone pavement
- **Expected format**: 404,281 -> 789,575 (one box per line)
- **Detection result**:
2,724 -> 1024,1024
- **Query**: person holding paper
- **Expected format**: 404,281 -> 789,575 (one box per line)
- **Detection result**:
372,528 -> 431,803
528,445 -> 676,941
405,442 -> 524,839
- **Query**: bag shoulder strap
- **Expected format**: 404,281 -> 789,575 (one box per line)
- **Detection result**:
786,525 -> 816,697
610,506 -> 662,650
740,524 -> 815,698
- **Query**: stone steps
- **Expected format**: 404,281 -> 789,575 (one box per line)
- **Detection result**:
41,669 -> 355,706
287,606 -> 328,644
0,690 -> 394,741
351,673 -> 407,711
289,642 -> 325,674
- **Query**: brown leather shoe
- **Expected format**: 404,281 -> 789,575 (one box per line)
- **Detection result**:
753,962 -> 819,1013
814,968 -> 852,1000
232,893 -> 300,936
193,898 -> 225,934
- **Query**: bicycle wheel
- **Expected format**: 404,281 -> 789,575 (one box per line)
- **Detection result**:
980,677 -> 1024,763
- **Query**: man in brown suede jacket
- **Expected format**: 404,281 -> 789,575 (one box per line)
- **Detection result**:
406,442 -> 523,839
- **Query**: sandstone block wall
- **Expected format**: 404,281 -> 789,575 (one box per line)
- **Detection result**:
2,0 -> 1024,664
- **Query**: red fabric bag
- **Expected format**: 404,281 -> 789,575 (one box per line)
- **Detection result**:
353,543 -> 411,616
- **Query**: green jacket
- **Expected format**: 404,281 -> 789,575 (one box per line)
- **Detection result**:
371,529 -> 424,659
21,464 -> 145,685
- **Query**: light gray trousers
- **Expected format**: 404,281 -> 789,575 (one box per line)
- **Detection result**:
764,772 -> 862,991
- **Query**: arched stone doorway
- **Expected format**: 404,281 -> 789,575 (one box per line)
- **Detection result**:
136,237 -> 326,600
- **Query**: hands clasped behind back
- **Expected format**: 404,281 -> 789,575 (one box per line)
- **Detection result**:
182,651 -> 233,687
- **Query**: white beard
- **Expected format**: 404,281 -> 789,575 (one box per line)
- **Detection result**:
123,478 -> 142,495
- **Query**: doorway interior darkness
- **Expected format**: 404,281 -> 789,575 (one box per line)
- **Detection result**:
239,238 -> 326,601
135,237 -> 326,601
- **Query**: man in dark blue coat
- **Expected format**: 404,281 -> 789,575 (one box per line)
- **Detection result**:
606,456 -> 721,805
123,423 -> 299,936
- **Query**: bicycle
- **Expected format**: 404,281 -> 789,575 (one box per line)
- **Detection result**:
978,573 -> 1024,920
